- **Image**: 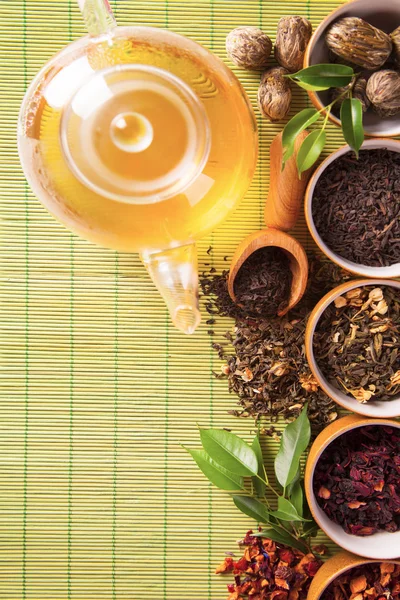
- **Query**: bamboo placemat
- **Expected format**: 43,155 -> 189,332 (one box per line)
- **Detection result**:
0,1 -> 354,598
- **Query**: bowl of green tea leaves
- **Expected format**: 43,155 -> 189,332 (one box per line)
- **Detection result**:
305,278 -> 400,417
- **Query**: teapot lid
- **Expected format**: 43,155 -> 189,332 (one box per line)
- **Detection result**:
60,64 -> 211,204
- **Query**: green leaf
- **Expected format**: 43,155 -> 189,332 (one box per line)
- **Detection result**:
253,528 -> 309,553
274,406 -> 311,488
289,63 -> 354,90
251,434 -> 267,497
302,518 -> 319,538
270,496 -> 308,522
287,468 -> 300,496
183,447 -> 244,491
296,129 -> 326,175
340,97 -> 364,158
289,480 -> 304,518
200,428 -> 258,477
282,108 -> 321,164
232,495 -> 271,524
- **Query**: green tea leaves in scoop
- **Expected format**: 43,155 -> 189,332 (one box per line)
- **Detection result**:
287,63 -> 354,90
296,129 -> 326,175
340,97 -> 364,157
282,108 -> 320,165
183,447 -> 244,491
199,427 -> 258,476
274,405 -> 311,489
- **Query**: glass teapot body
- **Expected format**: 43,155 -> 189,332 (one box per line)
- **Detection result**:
18,6 -> 257,333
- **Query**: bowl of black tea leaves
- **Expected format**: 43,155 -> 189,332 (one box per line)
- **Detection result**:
305,139 -> 400,278
305,414 -> 400,559
306,278 -> 400,417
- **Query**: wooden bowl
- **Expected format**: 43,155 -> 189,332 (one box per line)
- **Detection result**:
308,551 -> 400,600
304,138 -> 400,279
305,415 -> 400,559
304,0 -> 400,137
305,278 -> 400,418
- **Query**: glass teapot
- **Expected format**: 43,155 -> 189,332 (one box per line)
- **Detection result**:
18,0 -> 257,333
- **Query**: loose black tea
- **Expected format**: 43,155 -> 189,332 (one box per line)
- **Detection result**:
234,246 -> 292,317
201,256 -> 349,431
314,425 -> 400,536
321,563 -> 400,600
312,149 -> 400,267
313,285 -> 400,402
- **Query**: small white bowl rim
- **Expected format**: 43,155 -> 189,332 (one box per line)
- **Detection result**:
307,419 -> 400,559
314,557 -> 400,600
305,138 -> 400,279
307,278 -> 400,418
305,0 -> 400,138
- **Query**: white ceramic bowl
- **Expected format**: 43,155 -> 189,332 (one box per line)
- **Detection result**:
305,138 -> 400,279
304,0 -> 400,137
305,415 -> 400,559
305,278 -> 400,418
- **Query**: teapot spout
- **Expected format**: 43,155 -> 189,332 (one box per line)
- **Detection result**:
141,243 -> 201,335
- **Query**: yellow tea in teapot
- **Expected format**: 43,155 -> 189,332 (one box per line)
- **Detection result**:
20,28 -> 257,253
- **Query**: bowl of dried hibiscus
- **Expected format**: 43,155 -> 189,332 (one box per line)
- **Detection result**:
305,414 -> 400,559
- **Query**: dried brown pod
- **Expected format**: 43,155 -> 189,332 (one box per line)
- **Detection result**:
331,76 -> 370,114
274,16 -> 312,73
326,17 -> 392,70
225,26 -> 272,70
258,66 -> 291,121
366,69 -> 400,117
391,26 -> 400,65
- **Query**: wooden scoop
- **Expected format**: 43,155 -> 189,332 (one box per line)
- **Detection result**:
228,131 -> 312,317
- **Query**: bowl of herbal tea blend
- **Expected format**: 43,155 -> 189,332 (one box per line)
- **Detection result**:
306,278 -> 400,418
305,414 -> 400,559
307,551 -> 400,600
305,139 -> 400,278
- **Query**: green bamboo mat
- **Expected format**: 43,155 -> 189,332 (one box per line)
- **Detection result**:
0,1 -> 351,598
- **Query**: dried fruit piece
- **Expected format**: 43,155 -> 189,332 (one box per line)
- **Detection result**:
258,67 -> 292,122
390,26 -> 400,65
331,76 -> 370,113
275,16 -> 312,73
326,17 -> 392,70
226,26 -> 272,70
366,69 -> 400,117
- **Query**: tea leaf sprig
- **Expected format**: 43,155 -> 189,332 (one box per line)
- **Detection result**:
283,63 -> 364,175
183,407 -> 318,552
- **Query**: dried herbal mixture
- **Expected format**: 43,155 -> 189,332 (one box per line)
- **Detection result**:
234,247 -> 292,317
313,285 -> 400,403
312,149 -> 400,267
314,425 -> 400,536
216,531 -> 321,600
201,257 -> 349,432
321,562 -> 400,600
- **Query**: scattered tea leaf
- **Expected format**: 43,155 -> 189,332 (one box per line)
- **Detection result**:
296,128 -> 326,175
251,434 -> 267,497
274,406 -> 311,488
200,428 -> 258,476
340,97 -> 364,157
183,447 -> 244,491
